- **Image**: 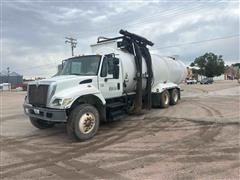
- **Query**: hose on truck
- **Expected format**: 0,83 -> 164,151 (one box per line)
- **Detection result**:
119,30 -> 154,113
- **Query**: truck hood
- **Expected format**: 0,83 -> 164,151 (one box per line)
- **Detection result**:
34,75 -> 98,94
42,75 -> 94,83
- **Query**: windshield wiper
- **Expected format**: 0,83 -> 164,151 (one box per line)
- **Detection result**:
71,73 -> 81,75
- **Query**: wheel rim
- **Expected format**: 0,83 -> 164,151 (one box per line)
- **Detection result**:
164,93 -> 169,105
79,112 -> 96,134
173,91 -> 178,102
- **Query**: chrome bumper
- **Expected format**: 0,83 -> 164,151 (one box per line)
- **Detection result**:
23,104 -> 67,122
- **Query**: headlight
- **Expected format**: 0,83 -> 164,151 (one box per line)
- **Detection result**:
51,98 -> 73,107
62,98 -> 73,107
52,98 -> 62,106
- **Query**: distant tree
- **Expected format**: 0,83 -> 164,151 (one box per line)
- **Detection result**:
192,52 -> 225,77
232,63 -> 240,68
190,62 -> 195,67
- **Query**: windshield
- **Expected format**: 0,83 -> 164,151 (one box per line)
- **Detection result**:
60,55 -> 101,76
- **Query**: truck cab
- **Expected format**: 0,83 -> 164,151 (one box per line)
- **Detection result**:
24,52 -> 127,140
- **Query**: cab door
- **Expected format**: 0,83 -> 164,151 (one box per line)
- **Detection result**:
98,54 -> 122,99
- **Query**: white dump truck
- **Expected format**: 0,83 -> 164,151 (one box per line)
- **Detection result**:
23,30 -> 187,141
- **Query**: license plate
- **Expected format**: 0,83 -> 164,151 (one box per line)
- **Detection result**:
33,109 -> 40,114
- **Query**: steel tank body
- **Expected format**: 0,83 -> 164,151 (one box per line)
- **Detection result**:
91,42 -> 187,93
151,54 -> 187,85
119,51 -> 187,93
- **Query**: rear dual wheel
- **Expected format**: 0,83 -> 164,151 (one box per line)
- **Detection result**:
170,88 -> 179,105
160,88 -> 179,108
160,90 -> 170,108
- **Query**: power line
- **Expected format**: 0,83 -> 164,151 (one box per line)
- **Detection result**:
14,34 -> 239,73
9,0 -> 235,74
122,0 -> 227,31
76,0 -> 224,36
79,3 -> 203,32
122,4 -> 209,28
151,34 -> 240,50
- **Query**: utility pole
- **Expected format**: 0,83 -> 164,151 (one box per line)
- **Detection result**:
65,37 -> 77,56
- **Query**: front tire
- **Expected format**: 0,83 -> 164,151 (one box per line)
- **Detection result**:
30,117 -> 55,129
67,104 -> 99,141
159,90 -> 170,108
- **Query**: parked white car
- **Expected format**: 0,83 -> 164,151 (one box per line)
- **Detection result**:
186,79 -> 197,84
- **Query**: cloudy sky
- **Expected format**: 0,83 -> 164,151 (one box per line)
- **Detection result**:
1,0 -> 239,77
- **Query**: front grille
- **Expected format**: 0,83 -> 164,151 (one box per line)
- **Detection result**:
28,84 -> 49,107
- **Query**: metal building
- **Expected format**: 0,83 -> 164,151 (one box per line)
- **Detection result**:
0,70 -> 23,88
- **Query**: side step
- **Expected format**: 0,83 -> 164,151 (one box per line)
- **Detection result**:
106,102 -> 126,109
109,109 -> 127,121
106,101 -> 127,121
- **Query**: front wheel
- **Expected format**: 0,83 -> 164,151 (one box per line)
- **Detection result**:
30,117 -> 55,129
67,104 -> 99,141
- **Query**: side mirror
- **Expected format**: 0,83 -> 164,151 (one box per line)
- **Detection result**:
113,64 -> 119,79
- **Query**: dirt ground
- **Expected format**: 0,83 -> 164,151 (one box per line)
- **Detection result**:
0,80 -> 239,180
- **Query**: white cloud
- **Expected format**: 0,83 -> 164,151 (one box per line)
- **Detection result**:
2,38 -> 68,77
92,15 -> 107,22
2,0 -> 239,77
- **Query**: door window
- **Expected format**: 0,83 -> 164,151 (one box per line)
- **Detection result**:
101,58 -> 108,77
101,56 -> 114,77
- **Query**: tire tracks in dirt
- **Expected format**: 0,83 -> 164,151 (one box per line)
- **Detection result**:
1,113 -> 237,179
188,99 -> 224,118
0,114 -> 27,123
0,117 -> 160,179
63,159 -> 127,180
93,120 -> 220,173
171,123 -> 235,179
1,135 -> 124,178
115,119 -> 234,174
